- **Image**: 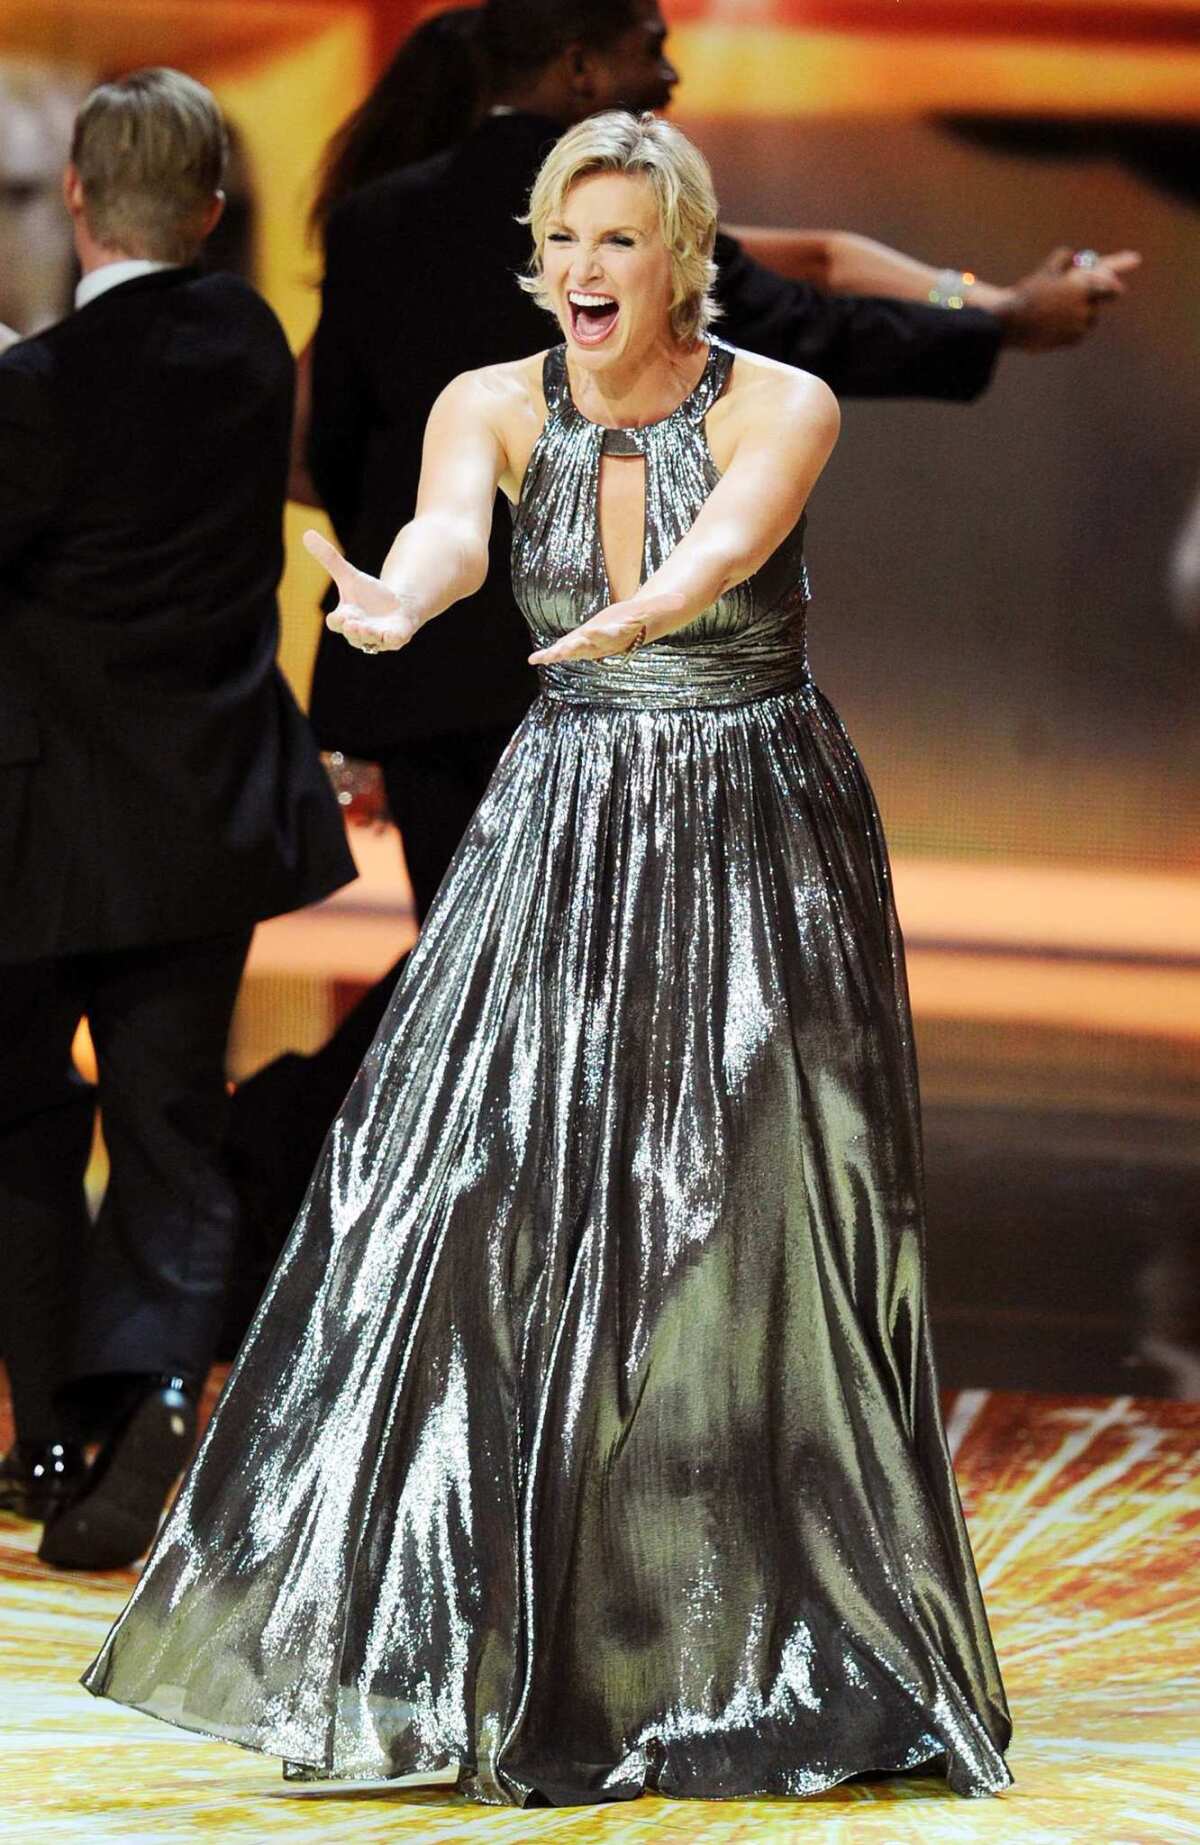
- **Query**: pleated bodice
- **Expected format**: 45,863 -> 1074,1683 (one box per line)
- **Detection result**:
512,340 -> 813,708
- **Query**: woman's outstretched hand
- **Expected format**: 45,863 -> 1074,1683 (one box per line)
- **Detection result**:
528,592 -> 686,666
303,529 -> 421,653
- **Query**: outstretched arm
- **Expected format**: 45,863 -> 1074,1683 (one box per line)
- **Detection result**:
713,231 -> 1140,403
304,371 -> 506,653
729,226 -> 1134,304
729,227 -> 957,295
531,369 -> 839,666
727,226 -> 1140,345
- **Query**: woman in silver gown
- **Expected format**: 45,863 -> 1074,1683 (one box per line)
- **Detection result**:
83,111 -> 1013,1807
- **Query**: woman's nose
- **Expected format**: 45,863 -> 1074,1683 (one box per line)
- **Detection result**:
571,249 -> 604,286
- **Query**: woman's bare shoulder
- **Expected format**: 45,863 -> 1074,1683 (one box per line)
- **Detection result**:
434,355 -> 554,503
705,345 -> 839,477
719,345 -> 839,432
440,353 -> 548,419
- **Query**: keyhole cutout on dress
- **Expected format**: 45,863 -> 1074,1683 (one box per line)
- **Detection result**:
597,451 -> 647,605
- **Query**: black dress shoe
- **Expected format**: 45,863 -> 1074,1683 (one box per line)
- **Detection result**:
0,1440 -> 88,1521
38,1379 -> 196,1571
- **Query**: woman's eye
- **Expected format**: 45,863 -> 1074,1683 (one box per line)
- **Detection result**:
608,235 -> 634,247
547,232 -> 572,243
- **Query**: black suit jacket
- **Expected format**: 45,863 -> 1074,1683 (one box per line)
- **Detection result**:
0,267 -> 356,962
309,111 -> 1003,752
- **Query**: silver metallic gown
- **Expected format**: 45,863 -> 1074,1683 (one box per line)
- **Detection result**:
83,340 -> 1013,1806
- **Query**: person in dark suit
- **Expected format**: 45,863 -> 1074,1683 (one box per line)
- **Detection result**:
225,0 -> 1136,1277
0,68 -> 356,1569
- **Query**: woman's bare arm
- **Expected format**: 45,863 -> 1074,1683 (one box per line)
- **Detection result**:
304,370 -> 509,652
727,226 -> 982,299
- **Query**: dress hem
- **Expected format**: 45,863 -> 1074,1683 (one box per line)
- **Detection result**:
81,1677 -> 1013,1806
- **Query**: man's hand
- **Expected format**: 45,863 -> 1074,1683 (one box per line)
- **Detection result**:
303,529 -> 421,653
996,247 -> 1141,351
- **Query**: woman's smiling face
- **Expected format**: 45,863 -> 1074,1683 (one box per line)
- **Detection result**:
542,170 -> 676,374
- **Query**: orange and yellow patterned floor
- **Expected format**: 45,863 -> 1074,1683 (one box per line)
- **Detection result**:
3,1388 -> 1197,1845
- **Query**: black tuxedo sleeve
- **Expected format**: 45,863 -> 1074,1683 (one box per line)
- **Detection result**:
713,231 -> 1003,403
309,202 -> 375,547
0,349 -> 65,571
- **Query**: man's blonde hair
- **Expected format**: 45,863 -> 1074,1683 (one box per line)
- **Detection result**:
70,68 -> 227,264
519,111 -> 720,345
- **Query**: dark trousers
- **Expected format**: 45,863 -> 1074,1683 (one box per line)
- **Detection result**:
222,724 -> 514,1344
0,930 -> 252,1444
385,725 -> 517,924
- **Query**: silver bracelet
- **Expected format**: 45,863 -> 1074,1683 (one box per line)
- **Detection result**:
927,267 -> 977,310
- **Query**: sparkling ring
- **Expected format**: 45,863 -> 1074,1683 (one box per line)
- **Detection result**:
360,641 -> 383,655
1072,248 -> 1100,270
619,623 -> 647,660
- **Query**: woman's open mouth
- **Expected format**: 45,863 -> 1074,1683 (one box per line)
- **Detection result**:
568,291 -> 620,347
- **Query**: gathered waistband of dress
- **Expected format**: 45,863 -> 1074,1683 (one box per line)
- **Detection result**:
537,642 -> 813,712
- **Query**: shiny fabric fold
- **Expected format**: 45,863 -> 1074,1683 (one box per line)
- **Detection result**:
83,338 -> 1012,1806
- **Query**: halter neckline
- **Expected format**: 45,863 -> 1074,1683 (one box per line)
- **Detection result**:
546,341 -> 733,455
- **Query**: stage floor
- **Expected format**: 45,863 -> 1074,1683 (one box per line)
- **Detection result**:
3,1386 -> 1197,1845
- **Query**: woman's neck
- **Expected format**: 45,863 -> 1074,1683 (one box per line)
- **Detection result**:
566,335 -> 708,430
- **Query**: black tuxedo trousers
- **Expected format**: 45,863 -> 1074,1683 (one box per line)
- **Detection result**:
0,933 -> 250,1443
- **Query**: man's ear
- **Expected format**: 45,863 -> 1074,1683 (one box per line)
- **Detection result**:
62,163 -> 86,222
200,190 -> 226,240
564,42 -> 599,107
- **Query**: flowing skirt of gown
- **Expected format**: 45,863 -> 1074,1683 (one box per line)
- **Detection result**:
83,677 -> 1013,1805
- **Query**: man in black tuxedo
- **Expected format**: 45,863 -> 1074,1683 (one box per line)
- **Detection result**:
0,69 -> 356,1568
226,0 -> 1131,1265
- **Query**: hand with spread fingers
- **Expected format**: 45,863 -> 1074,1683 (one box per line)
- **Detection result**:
303,528 -> 421,654
528,591 -> 686,666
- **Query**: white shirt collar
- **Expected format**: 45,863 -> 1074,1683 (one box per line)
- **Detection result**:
75,259 -> 178,311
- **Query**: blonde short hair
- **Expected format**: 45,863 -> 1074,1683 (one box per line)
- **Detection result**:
70,68 -> 227,264
519,111 -> 720,345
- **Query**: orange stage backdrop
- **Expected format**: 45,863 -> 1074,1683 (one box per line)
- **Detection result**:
3,0 -> 1197,890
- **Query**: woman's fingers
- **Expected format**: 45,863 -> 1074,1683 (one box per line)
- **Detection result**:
529,619 -> 635,665
303,527 -> 379,610
331,622 -> 404,654
528,634 -> 604,665
306,530 -> 417,652
302,527 -> 354,586
528,592 -> 686,665
326,610 -> 412,653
